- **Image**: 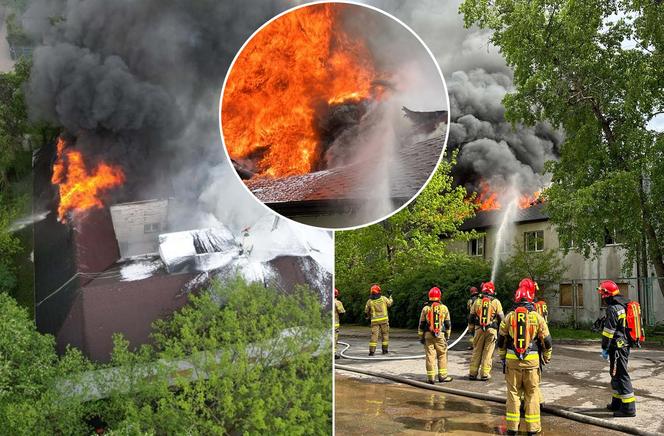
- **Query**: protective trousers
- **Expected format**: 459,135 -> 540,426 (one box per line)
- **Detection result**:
370,322 -> 389,353
469,328 -> 497,378
505,366 -> 541,433
335,328 -> 339,353
424,333 -> 448,381
609,345 -> 636,414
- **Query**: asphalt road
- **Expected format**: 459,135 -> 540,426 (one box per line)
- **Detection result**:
336,326 -> 664,435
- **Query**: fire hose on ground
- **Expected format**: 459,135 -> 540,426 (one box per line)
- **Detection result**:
336,326 -> 469,361
335,329 -> 659,436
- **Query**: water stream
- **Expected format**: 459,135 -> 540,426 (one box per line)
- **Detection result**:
490,194 -> 518,282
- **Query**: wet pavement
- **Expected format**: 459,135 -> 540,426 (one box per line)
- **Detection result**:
336,375 -> 624,435
336,326 -> 664,434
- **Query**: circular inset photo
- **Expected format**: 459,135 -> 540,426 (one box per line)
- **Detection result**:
220,1 -> 449,230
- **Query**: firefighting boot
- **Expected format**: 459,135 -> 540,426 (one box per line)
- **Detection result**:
506,430 -> 517,436
438,375 -> 453,383
606,397 -> 621,411
382,346 -> 388,355
369,346 -> 376,356
613,409 -> 636,418
427,378 -> 435,385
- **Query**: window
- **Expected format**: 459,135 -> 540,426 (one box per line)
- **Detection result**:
559,283 -> 583,307
144,222 -> 161,234
468,237 -> 484,257
524,230 -> 544,252
604,229 -> 623,246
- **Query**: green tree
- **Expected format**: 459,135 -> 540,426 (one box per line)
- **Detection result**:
0,292 -> 93,434
496,245 -> 567,300
95,278 -> 331,435
461,0 -> 664,296
335,156 -> 484,326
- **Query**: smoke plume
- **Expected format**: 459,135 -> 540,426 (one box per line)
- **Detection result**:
23,0 -> 288,232
363,0 -> 563,195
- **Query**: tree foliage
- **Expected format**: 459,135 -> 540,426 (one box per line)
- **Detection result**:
496,245 -> 567,301
460,0 -> 664,296
0,278 -> 331,434
336,156 -> 490,327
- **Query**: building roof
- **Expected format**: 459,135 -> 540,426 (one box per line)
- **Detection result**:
460,203 -> 549,231
245,133 -> 446,206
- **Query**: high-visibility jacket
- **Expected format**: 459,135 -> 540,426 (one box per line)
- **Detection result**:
418,302 -> 451,339
498,306 -> 552,369
469,296 -> 503,330
365,295 -> 393,325
602,295 -> 629,350
334,298 -> 345,328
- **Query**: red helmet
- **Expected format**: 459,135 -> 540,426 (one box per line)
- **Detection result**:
370,284 -> 381,294
514,285 -> 535,303
481,281 -> 495,295
597,280 -> 620,298
469,286 -> 479,295
429,287 -> 441,301
518,278 -> 539,295
334,288 -> 339,298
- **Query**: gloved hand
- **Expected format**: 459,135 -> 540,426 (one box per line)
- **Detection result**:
600,349 -> 609,360
542,351 -> 552,365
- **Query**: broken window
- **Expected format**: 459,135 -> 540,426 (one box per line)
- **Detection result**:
468,237 -> 484,257
524,230 -> 544,252
144,222 -> 161,234
559,283 -> 583,307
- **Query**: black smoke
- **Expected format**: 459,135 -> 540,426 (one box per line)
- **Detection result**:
364,0 -> 564,196
23,0 -> 288,230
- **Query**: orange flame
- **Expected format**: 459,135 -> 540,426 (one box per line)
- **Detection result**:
221,4 -> 379,178
473,180 -> 541,211
51,137 -> 125,222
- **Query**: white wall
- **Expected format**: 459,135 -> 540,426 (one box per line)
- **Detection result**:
110,199 -> 170,258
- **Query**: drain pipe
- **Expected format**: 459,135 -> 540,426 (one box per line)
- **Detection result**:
337,326 -> 469,361
335,364 -> 659,436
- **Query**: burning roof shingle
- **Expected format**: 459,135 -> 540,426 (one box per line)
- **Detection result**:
246,133 -> 446,205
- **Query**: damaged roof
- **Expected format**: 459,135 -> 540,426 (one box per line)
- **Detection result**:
246,133 -> 446,205
460,203 -> 549,231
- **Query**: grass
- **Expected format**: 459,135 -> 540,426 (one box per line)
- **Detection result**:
546,326 -> 599,340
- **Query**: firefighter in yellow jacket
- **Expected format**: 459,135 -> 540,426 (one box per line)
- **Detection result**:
468,281 -> 504,380
497,282 -> 552,435
418,287 -> 453,384
334,288 -> 345,359
365,284 -> 393,355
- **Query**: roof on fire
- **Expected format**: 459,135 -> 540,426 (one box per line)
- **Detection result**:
245,133 -> 446,205
459,203 -> 549,231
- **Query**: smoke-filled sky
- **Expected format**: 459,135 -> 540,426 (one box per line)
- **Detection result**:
23,0 -> 292,232
22,0 -> 559,230
363,0 -> 563,195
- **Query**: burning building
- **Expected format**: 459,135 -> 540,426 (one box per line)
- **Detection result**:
34,139 -> 333,362
221,3 -> 448,228
447,203 -> 664,327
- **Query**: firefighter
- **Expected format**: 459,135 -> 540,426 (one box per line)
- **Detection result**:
365,284 -> 393,355
468,281 -> 504,380
516,279 -> 546,405
532,280 -> 548,322
597,280 -> 637,417
334,288 -> 345,359
418,287 -> 453,384
467,286 -> 480,350
497,282 -> 552,435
